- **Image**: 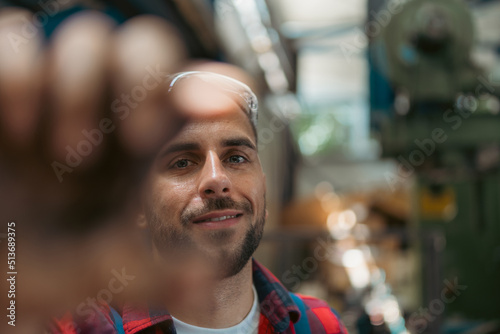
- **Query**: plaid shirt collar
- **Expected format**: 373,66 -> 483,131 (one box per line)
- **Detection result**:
120,258 -> 300,334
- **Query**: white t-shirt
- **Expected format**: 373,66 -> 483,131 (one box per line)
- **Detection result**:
171,285 -> 260,334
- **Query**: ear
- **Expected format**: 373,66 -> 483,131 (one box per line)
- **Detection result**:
265,209 -> 269,220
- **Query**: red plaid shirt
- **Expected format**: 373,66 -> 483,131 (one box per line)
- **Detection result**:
50,259 -> 347,334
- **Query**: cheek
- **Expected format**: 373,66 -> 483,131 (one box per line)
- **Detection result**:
149,179 -> 190,215
236,173 -> 266,208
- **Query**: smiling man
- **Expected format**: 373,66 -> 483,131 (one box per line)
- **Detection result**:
51,71 -> 347,334
142,72 -> 266,286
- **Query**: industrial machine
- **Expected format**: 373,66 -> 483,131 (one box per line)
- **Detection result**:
370,0 -> 500,332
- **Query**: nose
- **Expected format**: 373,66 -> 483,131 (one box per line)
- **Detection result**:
198,151 -> 231,197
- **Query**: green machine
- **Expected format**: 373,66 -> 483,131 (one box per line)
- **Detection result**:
370,0 -> 500,331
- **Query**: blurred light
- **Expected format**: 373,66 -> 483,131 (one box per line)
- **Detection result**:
298,120 -> 334,155
370,268 -> 385,285
369,313 -> 385,326
382,297 -> 401,323
486,95 -> 500,114
320,192 -> 340,212
247,22 -> 272,52
251,35 -> 272,53
359,245 -> 374,262
338,209 -> 356,229
342,249 -> 364,268
258,51 -> 280,70
230,0 -> 291,93
327,212 -> 338,227
298,131 -> 320,155
394,91 -> 410,116
314,181 -> 333,200
329,228 -> 349,240
455,93 -> 477,112
265,68 -> 289,93
328,209 -> 357,240
350,202 -> 368,222
342,249 -> 370,289
233,0 -> 260,24
327,212 -> 348,240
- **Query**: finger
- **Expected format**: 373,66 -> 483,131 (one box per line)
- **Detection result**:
110,15 -> 187,157
47,11 -> 115,168
0,8 -> 44,152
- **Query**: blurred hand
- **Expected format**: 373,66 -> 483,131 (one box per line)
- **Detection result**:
0,8 -> 187,332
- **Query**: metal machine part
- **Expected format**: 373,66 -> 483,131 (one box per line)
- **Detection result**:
371,0 -> 500,330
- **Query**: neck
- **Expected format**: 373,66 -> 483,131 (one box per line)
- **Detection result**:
164,259 -> 255,329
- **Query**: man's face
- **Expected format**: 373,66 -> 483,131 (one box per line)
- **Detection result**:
143,94 -> 266,279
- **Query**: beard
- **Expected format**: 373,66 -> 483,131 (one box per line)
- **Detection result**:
146,196 -> 265,279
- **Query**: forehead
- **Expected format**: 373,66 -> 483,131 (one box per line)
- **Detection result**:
168,73 -> 256,123
161,73 -> 258,155
159,101 -> 256,155
184,107 -> 252,140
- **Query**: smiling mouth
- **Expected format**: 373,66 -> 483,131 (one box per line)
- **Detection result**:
195,213 -> 243,223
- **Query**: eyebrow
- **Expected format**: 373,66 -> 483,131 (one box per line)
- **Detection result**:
222,138 -> 257,151
159,142 -> 201,158
159,137 -> 257,159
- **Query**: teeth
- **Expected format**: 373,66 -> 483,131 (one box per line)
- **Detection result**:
201,215 -> 237,222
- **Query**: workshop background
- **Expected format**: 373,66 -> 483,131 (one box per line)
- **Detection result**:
3,0 -> 500,333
